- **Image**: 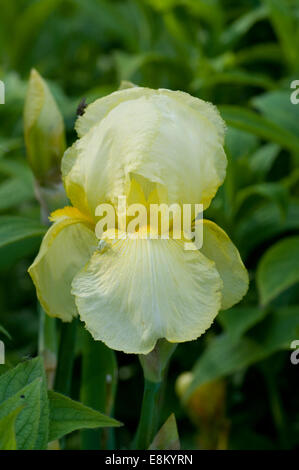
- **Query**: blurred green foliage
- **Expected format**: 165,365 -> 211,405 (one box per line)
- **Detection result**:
0,0 -> 298,450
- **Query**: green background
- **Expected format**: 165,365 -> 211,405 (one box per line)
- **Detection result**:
0,0 -> 299,450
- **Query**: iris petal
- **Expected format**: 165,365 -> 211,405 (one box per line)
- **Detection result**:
62,88 -> 227,217
72,235 -> 222,354
28,208 -> 97,321
198,220 -> 249,310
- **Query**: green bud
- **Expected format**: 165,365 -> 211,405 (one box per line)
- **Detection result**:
24,69 -> 66,185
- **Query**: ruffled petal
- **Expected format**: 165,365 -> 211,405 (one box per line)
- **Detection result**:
72,235 -> 222,354
75,87 -> 154,138
198,220 -> 249,310
28,207 -> 97,321
62,88 -> 226,217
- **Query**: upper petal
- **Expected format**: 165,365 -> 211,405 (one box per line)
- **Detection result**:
71,235 -> 222,354
197,220 -> 249,310
28,207 -> 97,321
62,88 -> 227,216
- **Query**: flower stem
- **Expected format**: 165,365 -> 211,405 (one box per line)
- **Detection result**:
134,340 -> 177,449
134,378 -> 162,450
54,318 -> 77,395
80,332 -> 118,450
38,305 -> 57,388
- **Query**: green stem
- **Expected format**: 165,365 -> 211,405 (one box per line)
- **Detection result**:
134,379 -> 162,450
80,332 -> 118,450
54,318 -> 77,395
38,305 -> 57,389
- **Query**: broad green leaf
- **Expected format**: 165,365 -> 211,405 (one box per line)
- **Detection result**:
0,379 -> 41,450
185,335 -> 264,400
220,105 -> 299,154
48,390 -> 122,442
234,182 -> 289,216
0,407 -> 22,450
220,6 -> 267,47
235,199 -> 299,257
0,357 -> 49,449
218,306 -> 267,341
257,236 -> 299,305
185,307 -> 299,400
252,91 -> 299,137
0,216 -> 46,249
0,177 -> 34,211
255,306 -> 299,352
0,216 -> 46,269
225,127 -> 259,161
0,158 -> 33,179
149,414 -> 180,450
249,143 -> 280,179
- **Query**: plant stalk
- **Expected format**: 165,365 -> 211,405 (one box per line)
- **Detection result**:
134,379 -> 162,450
54,318 -> 77,395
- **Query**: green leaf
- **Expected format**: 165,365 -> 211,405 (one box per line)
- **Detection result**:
0,379 -> 41,450
149,414 -> 180,450
0,177 -> 34,211
10,0 -> 63,68
0,216 -> 46,249
0,158 -> 33,179
235,199 -> 299,257
0,324 -> 11,340
80,331 -> 118,450
48,390 -> 122,442
252,91 -> 299,137
249,143 -> 280,179
234,182 -> 289,216
225,126 -> 259,161
220,6 -> 267,47
257,236 -> 299,305
218,306 -> 267,341
0,216 -> 46,269
0,407 -> 22,450
263,0 -> 298,67
185,307 -> 299,401
235,42 -> 281,66
220,105 -> 299,154
185,335 -> 264,401
255,306 -> 299,351
197,69 -> 275,91
0,357 -> 49,449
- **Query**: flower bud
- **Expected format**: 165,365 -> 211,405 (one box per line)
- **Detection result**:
175,373 -> 229,449
24,69 -> 66,186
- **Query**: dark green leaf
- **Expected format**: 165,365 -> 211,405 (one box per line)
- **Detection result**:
0,379 -> 41,450
220,106 -> 299,154
0,216 -> 46,249
218,306 -> 267,341
0,406 -> 22,450
252,91 -> 299,137
257,236 -> 299,305
48,390 -> 122,442
0,357 -> 49,449
185,306 -> 299,400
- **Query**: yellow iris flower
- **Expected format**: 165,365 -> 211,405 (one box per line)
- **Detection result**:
28,87 -> 248,354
